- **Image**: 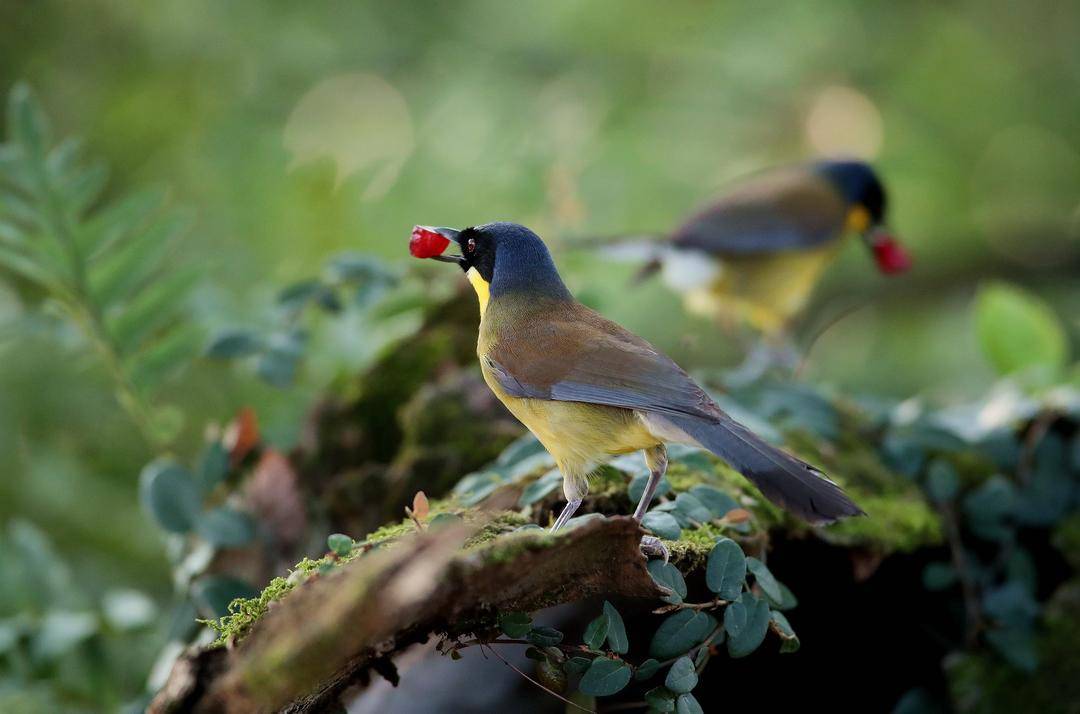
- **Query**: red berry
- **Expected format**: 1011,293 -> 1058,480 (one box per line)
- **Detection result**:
409,226 -> 450,259
873,235 -> 911,274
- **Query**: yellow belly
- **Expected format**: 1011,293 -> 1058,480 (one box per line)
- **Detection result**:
479,359 -> 661,498
684,247 -> 839,335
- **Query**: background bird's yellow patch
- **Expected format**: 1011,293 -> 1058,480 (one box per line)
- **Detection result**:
845,205 -> 871,233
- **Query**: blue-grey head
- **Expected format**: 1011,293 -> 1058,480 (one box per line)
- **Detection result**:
418,222 -> 573,301
814,160 -> 887,225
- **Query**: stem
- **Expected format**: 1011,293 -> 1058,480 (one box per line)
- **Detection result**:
942,502 -> 982,646
25,148 -> 162,447
481,643 -> 595,714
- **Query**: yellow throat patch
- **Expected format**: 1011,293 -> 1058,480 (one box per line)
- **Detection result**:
466,267 -> 490,315
845,205 -> 871,233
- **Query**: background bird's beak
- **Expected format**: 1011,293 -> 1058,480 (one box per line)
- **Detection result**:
864,226 -> 912,275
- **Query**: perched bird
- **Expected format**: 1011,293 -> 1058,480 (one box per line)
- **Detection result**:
619,160 -> 910,337
411,222 -> 862,550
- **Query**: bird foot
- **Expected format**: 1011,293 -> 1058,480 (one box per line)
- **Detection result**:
639,535 -> 669,562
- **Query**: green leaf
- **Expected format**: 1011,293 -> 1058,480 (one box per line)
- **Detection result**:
327,533 -> 354,557
63,161 -> 109,216
7,83 -> 49,157
628,471 -> 671,505
672,493 -> 712,525
148,403 -> 185,445
603,601 -> 629,654
33,611 -> 99,659
647,560 -> 687,605
745,557 -> 783,603
139,459 -> 200,533
197,441 -> 229,494
195,507 -> 256,547
108,266 -> 200,356
922,562 -> 958,591
429,512 -> 464,528
190,575 -> 258,619
82,187 -> 167,259
641,511 -> 681,540
495,433 -> 546,467
276,279 -> 333,313
926,459 -> 960,503
126,322 -> 200,393
705,538 -> 746,600
649,610 -> 717,660
770,611 -> 801,653
982,582 -> 1039,629
763,581 -> 798,611
256,346 -> 301,387
526,626 -> 564,647
499,611 -> 532,639
454,471 -> 503,507
635,658 -> 660,681
688,485 -> 739,518
578,657 -> 631,697
985,626 -> 1038,672
974,281 -> 1068,378
645,687 -> 676,713
724,592 -> 770,658
563,656 -> 591,675
675,693 -> 704,714
205,329 -> 264,359
518,468 -> 562,507
584,614 -> 609,650
664,656 -> 698,694
536,658 -> 567,693
325,252 -> 398,285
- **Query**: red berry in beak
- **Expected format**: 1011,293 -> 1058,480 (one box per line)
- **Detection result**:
872,234 -> 912,274
409,226 -> 451,259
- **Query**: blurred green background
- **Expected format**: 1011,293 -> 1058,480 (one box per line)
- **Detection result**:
0,0 -> 1077,709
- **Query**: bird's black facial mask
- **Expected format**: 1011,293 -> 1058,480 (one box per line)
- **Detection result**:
450,227 -> 495,282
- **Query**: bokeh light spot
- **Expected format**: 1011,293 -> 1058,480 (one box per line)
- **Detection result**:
804,85 -> 884,159
284,73 -> 414,199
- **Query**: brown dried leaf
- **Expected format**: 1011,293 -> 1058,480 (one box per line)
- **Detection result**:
412,491 -> 429,521
723,508 -> 752,524
225,407 -> 260,464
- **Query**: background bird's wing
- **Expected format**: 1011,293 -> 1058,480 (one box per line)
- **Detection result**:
485,304 -> 720,421
671,168 -> 849,256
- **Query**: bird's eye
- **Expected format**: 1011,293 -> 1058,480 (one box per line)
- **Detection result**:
467,238 -> 476,253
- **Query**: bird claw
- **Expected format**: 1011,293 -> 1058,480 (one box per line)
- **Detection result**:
639,535 -> 669,562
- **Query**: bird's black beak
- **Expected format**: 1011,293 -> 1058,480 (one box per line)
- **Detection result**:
413,226 -> 464,264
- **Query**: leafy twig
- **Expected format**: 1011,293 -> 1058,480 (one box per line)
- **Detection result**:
481,643 -> 596,714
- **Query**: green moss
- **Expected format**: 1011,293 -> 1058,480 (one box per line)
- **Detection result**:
204,571 -> 306,647
472,528 -> 559,564
463,512 -> 531,548
821,494 -> 941,552
665,522 -> 725,568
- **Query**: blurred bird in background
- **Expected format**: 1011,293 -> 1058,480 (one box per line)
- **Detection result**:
605,160 -> 911,381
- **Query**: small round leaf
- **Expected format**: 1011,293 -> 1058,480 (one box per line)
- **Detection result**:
578,658 -> 632,697
705,538 -> 746,600
664,656 -> 698,694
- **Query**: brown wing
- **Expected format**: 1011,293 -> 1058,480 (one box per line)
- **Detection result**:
671,167 -> 850,256
486,302 -> 720,421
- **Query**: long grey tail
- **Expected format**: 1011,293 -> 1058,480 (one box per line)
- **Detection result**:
665,413 -> 864,524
